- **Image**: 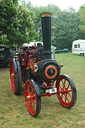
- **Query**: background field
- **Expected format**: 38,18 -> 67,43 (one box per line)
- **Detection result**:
0,53 -> 85,128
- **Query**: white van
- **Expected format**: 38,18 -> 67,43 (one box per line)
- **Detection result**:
72,39 -> 85,56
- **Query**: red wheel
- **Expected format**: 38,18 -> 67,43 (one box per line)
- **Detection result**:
10,58 -> 22,95
25,80 -> 41,117
56,74 -> 77,108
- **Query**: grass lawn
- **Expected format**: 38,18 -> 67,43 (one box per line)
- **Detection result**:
0,53 -> 85,128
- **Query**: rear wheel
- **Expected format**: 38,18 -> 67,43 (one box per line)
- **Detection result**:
56,74 -> 77,108
25,80 -> 41,117
10,58 -> 22,95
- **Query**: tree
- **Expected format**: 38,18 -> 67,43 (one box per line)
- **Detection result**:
0,0 -> 37,47
52,7 -> 80,49
79,5 -> 85,33
26,3 -> 61,42
26,3 -> 80,49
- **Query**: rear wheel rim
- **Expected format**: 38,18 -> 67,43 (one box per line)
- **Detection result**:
25,81 -> 37,116
10,60 -> 15,93
56,76 -> 73,107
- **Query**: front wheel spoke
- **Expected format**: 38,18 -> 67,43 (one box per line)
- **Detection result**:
65,94 -> 67,103
27,86 -> 31,95
59,93 -> 63,99
25,90 -> 30,95
63,88 -> 72,93
30,88 -> 34,96
30,100 -> 36,111
59,83 -> 62,90
64,94 -> 70,103
67,89 -> 72,93
61,93 -> 63,98
29,101 -> 33,110
31,99 -> 36,105
63,79 -> 66,88
68,92 -> 72,99
67,83 -> 70,88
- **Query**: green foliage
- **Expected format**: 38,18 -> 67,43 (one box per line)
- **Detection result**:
79,5 -> 85,33
25,2 -> 83,49
0,0 -> 85,49
53,8 -> 80,49
0,0 -> 37,47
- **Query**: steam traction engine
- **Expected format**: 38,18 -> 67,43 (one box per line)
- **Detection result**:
10,12 -> 77,117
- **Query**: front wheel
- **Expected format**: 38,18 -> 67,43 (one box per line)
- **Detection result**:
56,74 -> 77,109
25,80 -> 41,117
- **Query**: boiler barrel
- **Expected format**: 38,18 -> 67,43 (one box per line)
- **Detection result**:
40,12 -> 52,59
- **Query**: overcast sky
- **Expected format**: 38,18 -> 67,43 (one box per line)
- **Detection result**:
21,0 -> 85,11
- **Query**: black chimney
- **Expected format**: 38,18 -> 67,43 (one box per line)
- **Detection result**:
40,12 -> 52,59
